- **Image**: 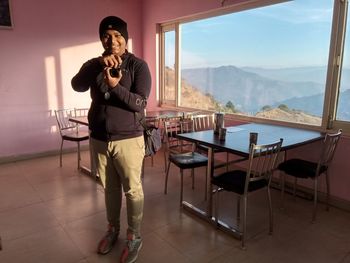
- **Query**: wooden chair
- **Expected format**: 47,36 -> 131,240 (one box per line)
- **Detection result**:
163,119 -> 208,205
54,109 -> 89,169
278,129 -> 342,222
212,139 -> 283,248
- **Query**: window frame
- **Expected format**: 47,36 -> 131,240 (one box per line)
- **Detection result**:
159,0 -> 350,134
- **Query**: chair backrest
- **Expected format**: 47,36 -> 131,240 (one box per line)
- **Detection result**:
164,119 -> 194,153
245,139 -> 283,192
318,129 -> 342,170
191,113 -> 215,131
74,108 -> 89,117
54,109 -> 78,135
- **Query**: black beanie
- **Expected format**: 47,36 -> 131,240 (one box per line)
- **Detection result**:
99,16 -> 128,42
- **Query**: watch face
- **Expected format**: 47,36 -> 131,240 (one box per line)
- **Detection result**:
104,92 -> 110,100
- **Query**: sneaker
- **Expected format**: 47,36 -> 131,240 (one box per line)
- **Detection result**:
97,224 -> 118,255
120,234 -> 143,263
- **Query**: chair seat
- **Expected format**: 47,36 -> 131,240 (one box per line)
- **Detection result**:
278,158 -> 327,179
62,131 -> 89,142
212,170 -> 268,195
169,152 -> 208,169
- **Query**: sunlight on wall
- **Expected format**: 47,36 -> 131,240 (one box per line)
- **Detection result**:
45,56 -> 58,112
45,38 -> 134,119
128,38 -> 133,53
59,41 -> 102,110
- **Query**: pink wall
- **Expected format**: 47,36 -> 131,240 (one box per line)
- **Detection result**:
0,0 -> 142,157
0,0 -> 349,204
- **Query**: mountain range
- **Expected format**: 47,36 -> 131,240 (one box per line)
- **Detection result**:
181,65 -> 350,120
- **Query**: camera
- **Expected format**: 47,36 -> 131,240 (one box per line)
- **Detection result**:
109,67 -> 121,78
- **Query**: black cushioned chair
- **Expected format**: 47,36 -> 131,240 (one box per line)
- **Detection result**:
212,139 -> 283,249
278,129 -> 342,222
163,119 -> 208,206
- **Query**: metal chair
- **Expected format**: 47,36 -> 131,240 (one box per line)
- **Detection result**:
191,112 -> 229,171
54,109 -> 90,169
163,118 -> 208,205
212,139 -> 283,249
278,129 -> 342,222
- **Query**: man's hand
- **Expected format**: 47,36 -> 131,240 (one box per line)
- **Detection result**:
99,54 -> 122,68
103,66 -> 122,88
99,54 -> 123,87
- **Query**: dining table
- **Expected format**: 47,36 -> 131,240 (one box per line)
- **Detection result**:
176,122 -> 324,238
68,116 -> 100,181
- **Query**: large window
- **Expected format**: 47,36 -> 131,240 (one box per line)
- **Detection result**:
160,0 -> 350,132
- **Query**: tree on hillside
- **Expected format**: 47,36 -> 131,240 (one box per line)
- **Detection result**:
261,105 -> 272,111
278,104 -> 289,111
225,101 -> 236,113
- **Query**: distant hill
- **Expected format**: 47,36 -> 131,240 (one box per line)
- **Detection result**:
182,66 -> 323,112
242,66 -> 328,85
243,66 -> 350,90
255,108 -> 321,125
337,89 -> 350,120
165,66 -> 349,123
275,93 -> 325,116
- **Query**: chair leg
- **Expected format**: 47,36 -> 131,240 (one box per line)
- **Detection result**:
204,168 -> 207,201
163,151 -> 167,173
180,169 -> 184,206
293,177 -> 297,200
325,171 -> 330,211
280,172 -> 285,210
191,168 -> 195,190
267,187 -> 273,234
215,188 -> 219,226
59,139 -> 64,167
164,161 -> 171,194
77,141 -> 81,170
242,196 -> 247,249
312,177 -> 318,223
236,196 -> 241,223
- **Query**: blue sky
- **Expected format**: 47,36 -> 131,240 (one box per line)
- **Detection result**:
171,0 -> 335,69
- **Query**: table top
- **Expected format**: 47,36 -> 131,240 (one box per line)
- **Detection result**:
177,123 -> 324,156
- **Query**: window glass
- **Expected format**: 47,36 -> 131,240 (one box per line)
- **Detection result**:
164,30 -> 176,104
337,5 -> 350,122
176,0 -> 333,125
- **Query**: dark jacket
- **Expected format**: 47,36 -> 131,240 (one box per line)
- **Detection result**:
71,51 -> 151,141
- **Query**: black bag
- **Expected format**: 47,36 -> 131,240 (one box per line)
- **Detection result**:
143,124 -> 162,156
136,112 -> 162,156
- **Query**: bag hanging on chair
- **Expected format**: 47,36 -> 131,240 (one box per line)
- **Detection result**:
143,124 -> 162,156
136,112 -> 162,156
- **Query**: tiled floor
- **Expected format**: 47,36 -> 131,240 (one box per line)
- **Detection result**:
1,149 -> 350,263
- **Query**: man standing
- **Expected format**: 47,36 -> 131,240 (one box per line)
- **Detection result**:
71,16 -> 151,263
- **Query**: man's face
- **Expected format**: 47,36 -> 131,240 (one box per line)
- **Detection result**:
101,29 -> 126,56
